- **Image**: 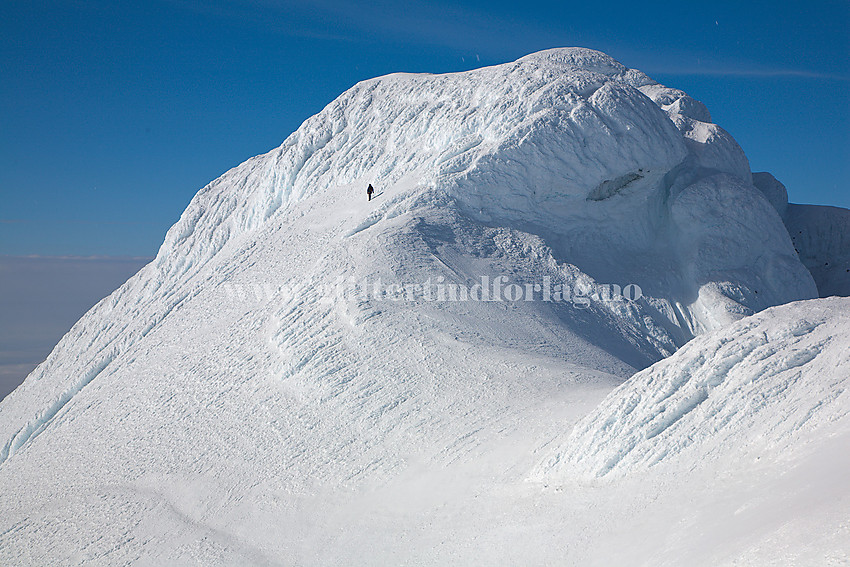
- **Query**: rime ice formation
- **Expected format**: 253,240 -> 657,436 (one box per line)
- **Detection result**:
0,48 -> 842,565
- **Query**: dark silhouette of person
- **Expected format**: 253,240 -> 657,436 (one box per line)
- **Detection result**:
367,184 -> 375,201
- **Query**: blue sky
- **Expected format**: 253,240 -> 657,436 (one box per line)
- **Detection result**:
2,0 -> 849,257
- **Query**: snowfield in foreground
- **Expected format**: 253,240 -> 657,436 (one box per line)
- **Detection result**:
0,48 -> 846,565
535,296 -> 850,479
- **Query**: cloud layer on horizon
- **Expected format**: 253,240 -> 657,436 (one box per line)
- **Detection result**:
0,256 -> 150,401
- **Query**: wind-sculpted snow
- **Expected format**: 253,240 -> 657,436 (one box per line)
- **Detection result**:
751,171 -> 850,297
535,297 -> 850,480
151,47 -> 812,335
0,47 -> 815,469
157,48 -> 685,268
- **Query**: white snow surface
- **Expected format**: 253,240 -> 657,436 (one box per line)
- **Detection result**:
535,296 -> 850,479
0,48 -> 838,565
752,171 -> 789,218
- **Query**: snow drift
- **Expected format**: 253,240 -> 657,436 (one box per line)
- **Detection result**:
534,296 -> 850,480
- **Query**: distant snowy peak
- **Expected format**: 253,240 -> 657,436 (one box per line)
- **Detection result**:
534,296 -> 850,480
751,171 -> 850,297
785,203 -> 850,296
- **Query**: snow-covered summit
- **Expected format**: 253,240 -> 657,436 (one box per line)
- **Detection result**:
158,47 -> 813,336
157,47 -> 688,271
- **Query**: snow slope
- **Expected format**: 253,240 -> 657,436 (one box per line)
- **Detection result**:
752,171 -> 789,218
536,296 -> 850,479
0,48 -> 832,565
532,296 -> 850,565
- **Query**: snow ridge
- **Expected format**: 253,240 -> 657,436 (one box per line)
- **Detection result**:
535,297 -> 850,480
0,352 -> 115,466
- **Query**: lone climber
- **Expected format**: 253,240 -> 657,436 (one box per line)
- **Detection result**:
367,184 -> 375,201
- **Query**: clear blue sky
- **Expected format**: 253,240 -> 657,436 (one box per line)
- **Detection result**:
2,0 -> 848,257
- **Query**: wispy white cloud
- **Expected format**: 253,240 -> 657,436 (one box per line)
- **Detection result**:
1,254 -> 154,262
164,0 -> 554,57
647,66 -> 849,81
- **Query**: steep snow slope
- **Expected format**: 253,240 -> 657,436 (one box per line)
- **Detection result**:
531,298 -> 850,565
531,297 -> 850,565
0,185 -> 636,565
0,48 -> 826,564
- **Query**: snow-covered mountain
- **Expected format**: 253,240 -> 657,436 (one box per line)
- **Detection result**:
0,48 -> 845,565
